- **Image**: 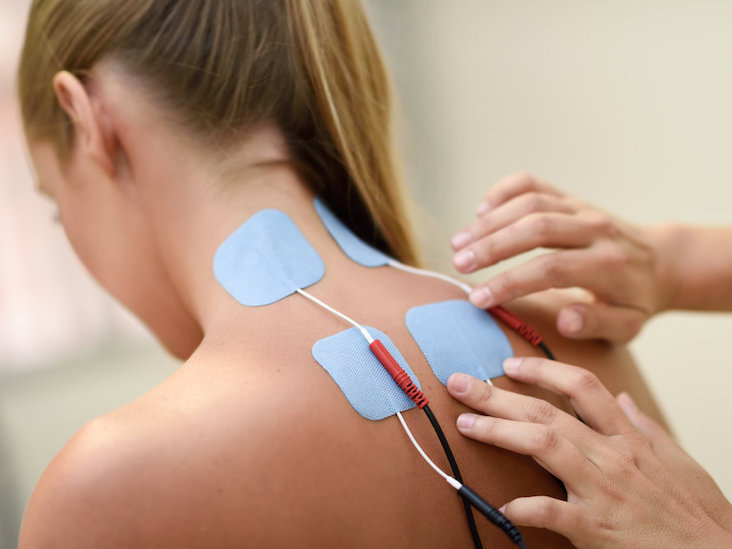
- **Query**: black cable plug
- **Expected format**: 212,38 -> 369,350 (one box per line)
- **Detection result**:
457,483 -> 527,548
423,405 -> 483,549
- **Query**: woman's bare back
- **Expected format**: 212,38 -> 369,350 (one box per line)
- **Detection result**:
19,253 -> 665,549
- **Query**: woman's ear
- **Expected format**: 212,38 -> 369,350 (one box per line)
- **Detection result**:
53,70 -> 116,176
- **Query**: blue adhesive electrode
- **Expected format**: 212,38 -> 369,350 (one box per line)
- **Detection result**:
213,209 -> 325,306
405,299 -> 514,384
313,197 -> 392,267
312,327 -> 422,421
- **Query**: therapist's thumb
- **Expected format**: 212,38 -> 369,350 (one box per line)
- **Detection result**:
557,303 -> 646,343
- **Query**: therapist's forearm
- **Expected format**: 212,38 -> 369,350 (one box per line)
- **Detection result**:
651,224 -> 732,312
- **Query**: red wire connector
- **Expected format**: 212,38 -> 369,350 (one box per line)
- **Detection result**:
369,339 -> 429,409
489,305 -> 544,347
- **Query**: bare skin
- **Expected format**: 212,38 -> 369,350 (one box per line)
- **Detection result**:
19,65 -> 667,548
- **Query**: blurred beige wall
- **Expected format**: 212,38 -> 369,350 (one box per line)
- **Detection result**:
1,3 -> 731,547
371,0 -> 732,497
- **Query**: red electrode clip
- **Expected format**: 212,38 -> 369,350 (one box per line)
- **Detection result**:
488,305 -> 544,347
369,339 -> 429,409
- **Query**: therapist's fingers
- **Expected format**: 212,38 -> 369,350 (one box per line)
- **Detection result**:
502,358 -> 635,436
477,172 -> 563,214
455,414 -> 599,492
454,173 -> 663,345
467,248 -> 613,308
500,496 -> 586,546
557,303 -> 647,343
452,192 -> 575,251
452,213 -> 596,274
447,372 -> 588,442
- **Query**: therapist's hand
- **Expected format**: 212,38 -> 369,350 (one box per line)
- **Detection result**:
450,172 -> 673,342
447,361 -> 732,549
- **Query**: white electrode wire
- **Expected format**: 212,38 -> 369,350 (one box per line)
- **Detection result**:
295,287 -> 460,490
396,411 -> 462,490
387,259 -> 473,295
389,260 -> 498,386
295,288 -> 374,343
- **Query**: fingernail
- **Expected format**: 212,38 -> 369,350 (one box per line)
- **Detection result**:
476,201 -> 492,215
560,309 -> 583,335
451,231 -> 472,250
453,249 -> 475,271
498,504 -> 507,514
457,414 -> 477,430
503,357 -> 521,373
469,286 -> 493,308
448,373 -> 470,394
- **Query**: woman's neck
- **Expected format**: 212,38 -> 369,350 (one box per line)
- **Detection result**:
137,130 -> 375,359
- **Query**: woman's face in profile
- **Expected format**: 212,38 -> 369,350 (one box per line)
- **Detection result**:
29,141 -> 109,280
27,138 -> 204,359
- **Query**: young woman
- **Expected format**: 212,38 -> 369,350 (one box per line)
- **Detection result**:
17,1 -> 666,547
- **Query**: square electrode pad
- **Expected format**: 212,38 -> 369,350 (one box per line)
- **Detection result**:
313,197 -> 391,267
312,327 -> 422,421
213,209 -> 325,306
405,300 -> 513,384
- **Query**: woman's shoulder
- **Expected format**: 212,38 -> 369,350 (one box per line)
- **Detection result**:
18,356 -> 299,548
19,411 -> 142,547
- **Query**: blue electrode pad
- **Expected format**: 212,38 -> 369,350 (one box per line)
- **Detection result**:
313,197 -> 391,267
405,299 -> 513,384
312,327 -> 422,421
213,209 -> 325,306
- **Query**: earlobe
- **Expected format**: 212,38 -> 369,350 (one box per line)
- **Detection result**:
53,71 -> 115,176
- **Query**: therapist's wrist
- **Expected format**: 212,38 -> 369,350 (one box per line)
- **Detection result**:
645,223 -> 686,314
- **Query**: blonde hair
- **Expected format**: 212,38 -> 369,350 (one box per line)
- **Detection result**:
18,0 -> 420,265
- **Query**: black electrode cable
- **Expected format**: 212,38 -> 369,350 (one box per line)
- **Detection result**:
457,483 -> 527,549
397,412 -> 529,549
423,405 -> 482,549
537,341 -> 556,361
381,262 -> 569,548
298,285 -> 532,547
